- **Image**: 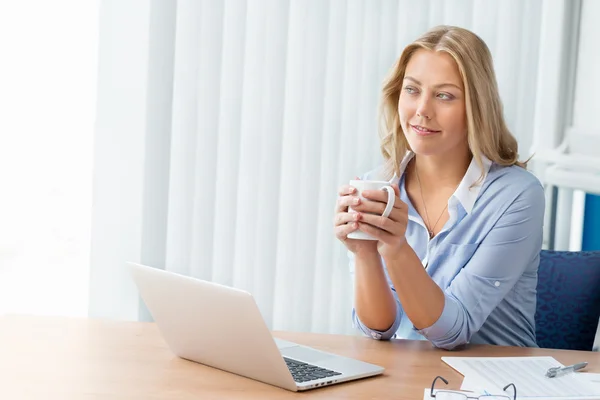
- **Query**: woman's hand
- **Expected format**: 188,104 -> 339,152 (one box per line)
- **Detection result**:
353,184 -> 409,260
334,181 -> 378,256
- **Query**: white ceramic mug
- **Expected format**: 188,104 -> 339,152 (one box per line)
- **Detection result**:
347,180 -> 395,240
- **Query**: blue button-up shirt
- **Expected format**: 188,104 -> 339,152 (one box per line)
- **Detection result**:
349,152 -> 544,349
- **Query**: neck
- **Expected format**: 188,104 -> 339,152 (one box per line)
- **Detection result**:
412,148 -> 471,189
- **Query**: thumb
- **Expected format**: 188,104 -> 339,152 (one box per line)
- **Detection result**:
392,182 -> 400,197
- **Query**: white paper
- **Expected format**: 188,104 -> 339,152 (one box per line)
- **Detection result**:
426,375 -> 600,400
423,388 -> 482,400
460,374 -> 486,392
583,373 -> 600,385
442,356 -> 600,399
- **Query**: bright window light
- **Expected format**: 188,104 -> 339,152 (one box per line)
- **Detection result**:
0,1 -> 98,317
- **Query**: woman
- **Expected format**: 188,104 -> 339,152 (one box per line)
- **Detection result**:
334,25 -> 544,350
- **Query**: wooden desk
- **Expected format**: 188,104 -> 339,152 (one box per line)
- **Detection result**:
0,315 -> 598,399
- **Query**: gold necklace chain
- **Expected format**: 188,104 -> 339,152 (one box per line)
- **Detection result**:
415,163 -> 449,239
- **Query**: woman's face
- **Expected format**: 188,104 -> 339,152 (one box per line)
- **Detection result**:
398,49 -> 468,157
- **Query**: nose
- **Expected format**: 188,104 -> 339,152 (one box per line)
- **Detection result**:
416,96 -> 433,120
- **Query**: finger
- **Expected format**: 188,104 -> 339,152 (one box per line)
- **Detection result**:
361,189 -> 389,203
334,211 -> 360,227
392,196 -> 404,209
392,182 -> 400,197
362,189 -> 403,210
335,221 -> 359,241
358,213 -> 402,236
336,194 -> 361,212
337,182 -> 358,196
356,222 -> 395,243
386,207 -> 409,224
360,190 -> 404,211
350,198 -> 382,214
353,197 -> 403,216
353,200 -> 408,225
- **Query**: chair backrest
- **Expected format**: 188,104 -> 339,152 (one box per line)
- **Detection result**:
535,250 -> 600,351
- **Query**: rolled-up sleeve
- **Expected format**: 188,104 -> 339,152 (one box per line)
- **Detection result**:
348,250 -> 404,340
352,301 -> 402,340
416,183 -> 545,349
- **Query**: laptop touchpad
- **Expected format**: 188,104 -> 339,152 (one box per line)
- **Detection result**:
281,346 -> 335,364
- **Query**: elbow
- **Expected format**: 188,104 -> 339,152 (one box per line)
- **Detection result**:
430,334 -> 470,351
426,315 -> 473,350
426,317 -> 473,350
419,296 -> 473,350
352,306 -> 401,341
370,333 -> 394,341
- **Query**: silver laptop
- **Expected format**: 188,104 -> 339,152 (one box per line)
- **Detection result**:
128,262 -> 384,392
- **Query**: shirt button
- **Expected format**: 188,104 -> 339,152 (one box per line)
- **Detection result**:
494,281 -> 500,287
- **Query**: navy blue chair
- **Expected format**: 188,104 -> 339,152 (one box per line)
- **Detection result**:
535,250 -> 600,351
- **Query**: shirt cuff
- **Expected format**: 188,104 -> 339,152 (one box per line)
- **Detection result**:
352,305 -> 401,340
415,294 -> 461,343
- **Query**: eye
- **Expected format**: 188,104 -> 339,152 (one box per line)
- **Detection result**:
437,92 -> 454,100
403,86 -> 418,95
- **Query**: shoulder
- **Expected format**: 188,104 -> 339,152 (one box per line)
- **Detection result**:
471,164 -> 545,225
463,165 -> 545,252
483,164 -> 544,201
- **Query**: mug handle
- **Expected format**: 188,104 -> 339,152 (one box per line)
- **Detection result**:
381,186 -> 395,218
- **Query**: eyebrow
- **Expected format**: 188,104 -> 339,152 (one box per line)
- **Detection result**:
404,76 -> 463,91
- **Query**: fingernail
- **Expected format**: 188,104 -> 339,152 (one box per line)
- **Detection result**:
353,198 -> 360,205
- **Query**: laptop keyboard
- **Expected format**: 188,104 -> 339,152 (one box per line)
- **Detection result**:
283,357 -> 342,383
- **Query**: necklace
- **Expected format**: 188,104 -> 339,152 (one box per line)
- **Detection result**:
415,163 -> 449,239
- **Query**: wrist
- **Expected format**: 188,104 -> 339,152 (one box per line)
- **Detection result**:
354,247 -> 380,261
382,239 -> 411,264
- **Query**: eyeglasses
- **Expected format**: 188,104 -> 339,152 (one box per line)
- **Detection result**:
430,376 -> 517,400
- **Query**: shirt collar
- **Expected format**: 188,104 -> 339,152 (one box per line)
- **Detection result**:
394,151 -> 492,214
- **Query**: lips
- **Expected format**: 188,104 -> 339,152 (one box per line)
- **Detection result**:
411,124 -> 441,134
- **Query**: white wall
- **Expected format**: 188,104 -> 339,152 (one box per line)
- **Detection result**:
0,1 -> 97,317
573,0 -> 600,127
531,0 -> 582,251
88,0 -> 177,321
565,0 -> 600,252
88,0 -> 151,320
571,0 -> 600,351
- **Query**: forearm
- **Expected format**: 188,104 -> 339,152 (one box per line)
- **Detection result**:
384,241 -> 445,330
353,250 -> 397,331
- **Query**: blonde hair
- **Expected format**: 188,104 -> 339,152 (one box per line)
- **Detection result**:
378,25 -> 527,180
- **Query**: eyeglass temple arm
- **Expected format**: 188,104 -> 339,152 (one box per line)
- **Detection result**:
431,376 -> 449,397
502,382 -> 517,400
